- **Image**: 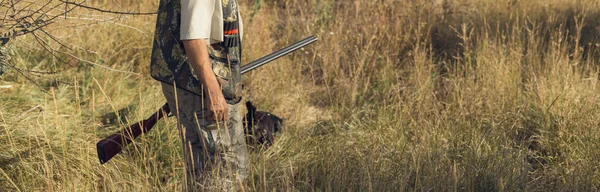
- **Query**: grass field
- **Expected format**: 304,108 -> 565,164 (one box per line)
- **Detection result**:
1,0 -> 600,191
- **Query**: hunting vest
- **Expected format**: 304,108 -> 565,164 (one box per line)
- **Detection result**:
150,0 -> 243,104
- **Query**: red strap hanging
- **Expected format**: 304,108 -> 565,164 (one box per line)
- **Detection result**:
224,29 -> 239,35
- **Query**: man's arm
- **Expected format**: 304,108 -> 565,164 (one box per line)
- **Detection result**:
182,39 -> 228,120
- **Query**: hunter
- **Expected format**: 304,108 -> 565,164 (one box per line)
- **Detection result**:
149,0 -> 247,190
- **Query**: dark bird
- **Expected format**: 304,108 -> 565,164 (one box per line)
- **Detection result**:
244,101 -> 283,150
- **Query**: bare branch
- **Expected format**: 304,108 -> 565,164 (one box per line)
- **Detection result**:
0,0 -> 150,94
3,62 -> 51,94
59,0 -> 156,15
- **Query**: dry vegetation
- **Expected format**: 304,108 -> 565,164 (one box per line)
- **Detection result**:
1,0 -> 600,191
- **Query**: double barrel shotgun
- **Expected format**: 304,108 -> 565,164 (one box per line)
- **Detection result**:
96,36 -> 318,164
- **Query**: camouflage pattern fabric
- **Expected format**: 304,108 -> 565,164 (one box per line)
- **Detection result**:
150,0 -> 243,104
161,83 -> 247,191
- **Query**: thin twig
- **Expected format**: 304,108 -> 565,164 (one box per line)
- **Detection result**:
59,0 -> 157,15
32,30 -> 72,67
55,47 -> 140,75
4,62 -> 50,94
45,15 -> 150,37
1,61 -> 57,74
39,28 -> 73,52
14,105 -> 42,120
2,0 -> 78,38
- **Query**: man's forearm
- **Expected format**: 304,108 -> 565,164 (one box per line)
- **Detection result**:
182,39 -> 221,95
182,39 -> 228,119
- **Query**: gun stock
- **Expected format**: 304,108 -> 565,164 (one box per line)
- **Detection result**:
97,35 -> 318,164
96,104 -> 170,164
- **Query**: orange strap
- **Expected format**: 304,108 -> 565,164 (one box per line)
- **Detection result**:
224,29 -> 239,35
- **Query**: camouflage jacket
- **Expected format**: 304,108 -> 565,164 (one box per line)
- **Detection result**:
150,0 -> 243,104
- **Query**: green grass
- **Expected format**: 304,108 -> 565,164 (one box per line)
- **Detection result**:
1,0 -> 600,191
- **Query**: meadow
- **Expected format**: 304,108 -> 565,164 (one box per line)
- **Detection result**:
1,0 -> 600,191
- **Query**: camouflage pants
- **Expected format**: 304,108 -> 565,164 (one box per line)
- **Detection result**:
161,83 -> 248,191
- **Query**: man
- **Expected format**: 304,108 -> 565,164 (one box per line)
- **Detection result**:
149,0 -> 247,190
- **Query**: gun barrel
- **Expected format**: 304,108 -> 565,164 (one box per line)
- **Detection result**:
241,35 -> 318,74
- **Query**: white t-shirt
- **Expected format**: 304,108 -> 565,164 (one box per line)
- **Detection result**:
180,0 -> 243,44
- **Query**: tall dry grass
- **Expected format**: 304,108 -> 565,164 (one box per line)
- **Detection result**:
1,0 -> 600,191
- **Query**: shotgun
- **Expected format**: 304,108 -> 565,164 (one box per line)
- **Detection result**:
97,36 -> 318,164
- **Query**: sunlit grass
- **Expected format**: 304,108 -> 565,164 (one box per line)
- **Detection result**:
1,0 -> 600,191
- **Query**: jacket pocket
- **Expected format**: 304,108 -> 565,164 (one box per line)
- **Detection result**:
211,59 -> 242,104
